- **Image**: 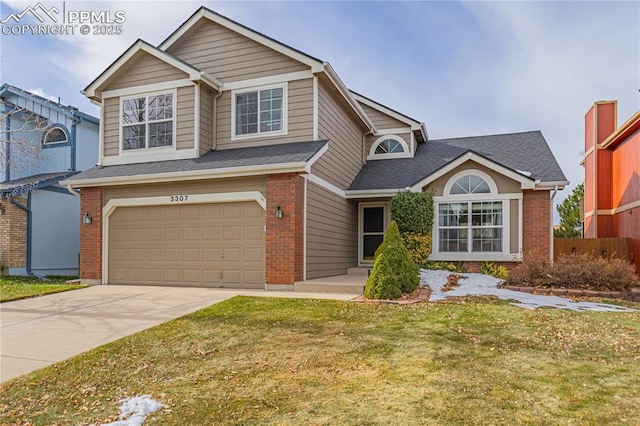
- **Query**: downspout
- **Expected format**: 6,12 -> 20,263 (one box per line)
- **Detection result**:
10,194 -> 47,280
549,185 -> 559,264
66,184 -> 80,197
211,89 -> 224,151
4,109 -> 10,182
70,114 -> 82,172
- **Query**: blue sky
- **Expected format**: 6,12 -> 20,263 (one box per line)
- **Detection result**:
1,0 -> 639,219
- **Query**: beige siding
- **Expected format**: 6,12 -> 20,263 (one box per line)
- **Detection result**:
199,86 -> 213,155
167,19 -> 309,82
103,97 -> 120,157
176,86 -> 195,150
361,103 -> 409,130
426,161 -> 522,196
216,78 -> 313,149
312,78 -> 366,189
365,132 -> 412,157
105,52 -> 188,91
103,176 -> 266,204
306,181 -> 358,279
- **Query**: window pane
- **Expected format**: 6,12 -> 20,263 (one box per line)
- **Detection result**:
148,94 -> 173,121
148,122 -> 173,148
236,91 -> 258,135
363,207 -> 384,233
363,235 -> 384,260
451,175 -> 490,194
438,203 -> 468,227
472,228 -> 502,252
44,127 -> 67,144
471,202 -> 503,226
439,228 -> 468,252
123,125 -> 145,150
122,98 -> 145,124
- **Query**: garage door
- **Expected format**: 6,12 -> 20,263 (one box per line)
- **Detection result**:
108,201 -> 264,288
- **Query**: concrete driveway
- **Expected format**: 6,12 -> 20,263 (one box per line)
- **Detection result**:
1,285 -> 355,382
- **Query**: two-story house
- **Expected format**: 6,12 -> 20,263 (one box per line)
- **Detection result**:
1,84 -> 99,276
64,7 -> 567,289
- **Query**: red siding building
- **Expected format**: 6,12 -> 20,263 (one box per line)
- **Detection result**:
583,101 -> 640,273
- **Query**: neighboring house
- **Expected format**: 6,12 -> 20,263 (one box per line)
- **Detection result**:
64,7 -> 567,289
583,100 -> 640,273
0,84 -> 99,276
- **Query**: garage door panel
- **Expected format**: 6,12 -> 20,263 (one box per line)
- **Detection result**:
109,201 -> 264,288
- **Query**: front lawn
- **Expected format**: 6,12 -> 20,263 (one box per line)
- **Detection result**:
0,275 -> 86,302
1,296 -> 638,425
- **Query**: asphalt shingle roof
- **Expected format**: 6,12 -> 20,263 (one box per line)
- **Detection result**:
349,131 -> 568,191
65,140 -> 328,182
1,172 -> 77,193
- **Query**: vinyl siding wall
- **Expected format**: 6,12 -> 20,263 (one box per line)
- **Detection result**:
104,52 -> 188,91
167,19 -> 309,82
306,180 -> 358,278
215,78 -> 314,149
361,103 -> 409,130
199,86 -> 213,155
312,78 -> 367,189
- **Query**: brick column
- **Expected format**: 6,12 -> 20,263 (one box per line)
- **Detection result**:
265,173 -> 304,287
79,187 -> 103,283
0,198 -> 27,271
522,190 -> 551,260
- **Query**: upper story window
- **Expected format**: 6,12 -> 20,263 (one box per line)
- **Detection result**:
232,84 -> 287,140
368,135 -> 411,160
450,174 -> 491,194
122,92 -> 174,151
42,126 -> 68,145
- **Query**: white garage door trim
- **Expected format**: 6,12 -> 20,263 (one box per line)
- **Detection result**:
102,191 -> 267,284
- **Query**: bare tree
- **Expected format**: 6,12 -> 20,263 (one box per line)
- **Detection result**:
1,98 -> 51,175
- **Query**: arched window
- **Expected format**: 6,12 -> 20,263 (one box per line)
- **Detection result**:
43,126 -> 68,145
368,135 -> 410,159
450,175 -> 491,195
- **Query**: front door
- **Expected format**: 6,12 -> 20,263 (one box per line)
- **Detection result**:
359,203 -> 389,265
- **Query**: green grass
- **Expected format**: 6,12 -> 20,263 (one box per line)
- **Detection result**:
0,275 -> 86,302
1,296 -> 639,425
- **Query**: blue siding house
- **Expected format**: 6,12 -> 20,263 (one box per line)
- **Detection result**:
0,84 -> 99,276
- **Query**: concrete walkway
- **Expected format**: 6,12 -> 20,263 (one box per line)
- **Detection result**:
0,285 -> 356,383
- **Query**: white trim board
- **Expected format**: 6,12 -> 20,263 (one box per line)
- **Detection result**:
101,191 -> 267,284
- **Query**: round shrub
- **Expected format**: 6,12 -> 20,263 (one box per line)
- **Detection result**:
391,192 -> 434,235
402,232 -> 432,268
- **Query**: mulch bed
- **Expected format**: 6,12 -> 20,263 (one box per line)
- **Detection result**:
352,286 -> 432,305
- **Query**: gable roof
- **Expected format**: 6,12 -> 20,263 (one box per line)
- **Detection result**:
350,90 -> 428,142
0,84 -> 98,124
83,39 -> 222,101
348,131 -> 568,192
155,6 -> 374,133
63,140 -> 328,188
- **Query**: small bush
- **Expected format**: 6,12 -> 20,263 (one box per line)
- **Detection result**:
480,262 -> 509,280
550,253 -> 637,291
504,254 -> 551,287
391,192 -> 434,235
365,221 -> 419,299
402,233 -> 432,268
424,261 -> 467,273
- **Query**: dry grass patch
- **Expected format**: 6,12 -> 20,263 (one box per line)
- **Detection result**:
0,276 -> 86,302
1,296 -> 639,425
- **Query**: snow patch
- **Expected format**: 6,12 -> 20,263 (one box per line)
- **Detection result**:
420,269 -> 636,312
101,395 -> 166,426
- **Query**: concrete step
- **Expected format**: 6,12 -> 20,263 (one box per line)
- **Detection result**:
347,267 -> 372,276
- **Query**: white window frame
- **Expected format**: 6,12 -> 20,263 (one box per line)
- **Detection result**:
119,89 -> 177,155
367,135 -> 412,160
231,83 -> 288,141
42,126 -> 68,146
358,202 -> 390,266
431,169 -> 519,262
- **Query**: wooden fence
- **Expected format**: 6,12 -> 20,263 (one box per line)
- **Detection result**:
554,237 -> 630,260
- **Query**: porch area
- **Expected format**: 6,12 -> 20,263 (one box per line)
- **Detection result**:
294,267 -> 370,294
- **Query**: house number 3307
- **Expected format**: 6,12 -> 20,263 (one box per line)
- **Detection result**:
169,195 -> 189,202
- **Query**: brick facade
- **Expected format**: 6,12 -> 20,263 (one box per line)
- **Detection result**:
265,173 -> 304,285
0,199 -> 27,271
79,187 -> 103,282
522,189 -> 551,259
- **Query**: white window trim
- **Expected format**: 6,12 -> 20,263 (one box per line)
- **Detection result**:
42,126 -> 68,145
119,88 -> 178,156
367,135 -> 412,160
430,170 -> 522,262
358,202 -> 390,266
231,82 -> 288,141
